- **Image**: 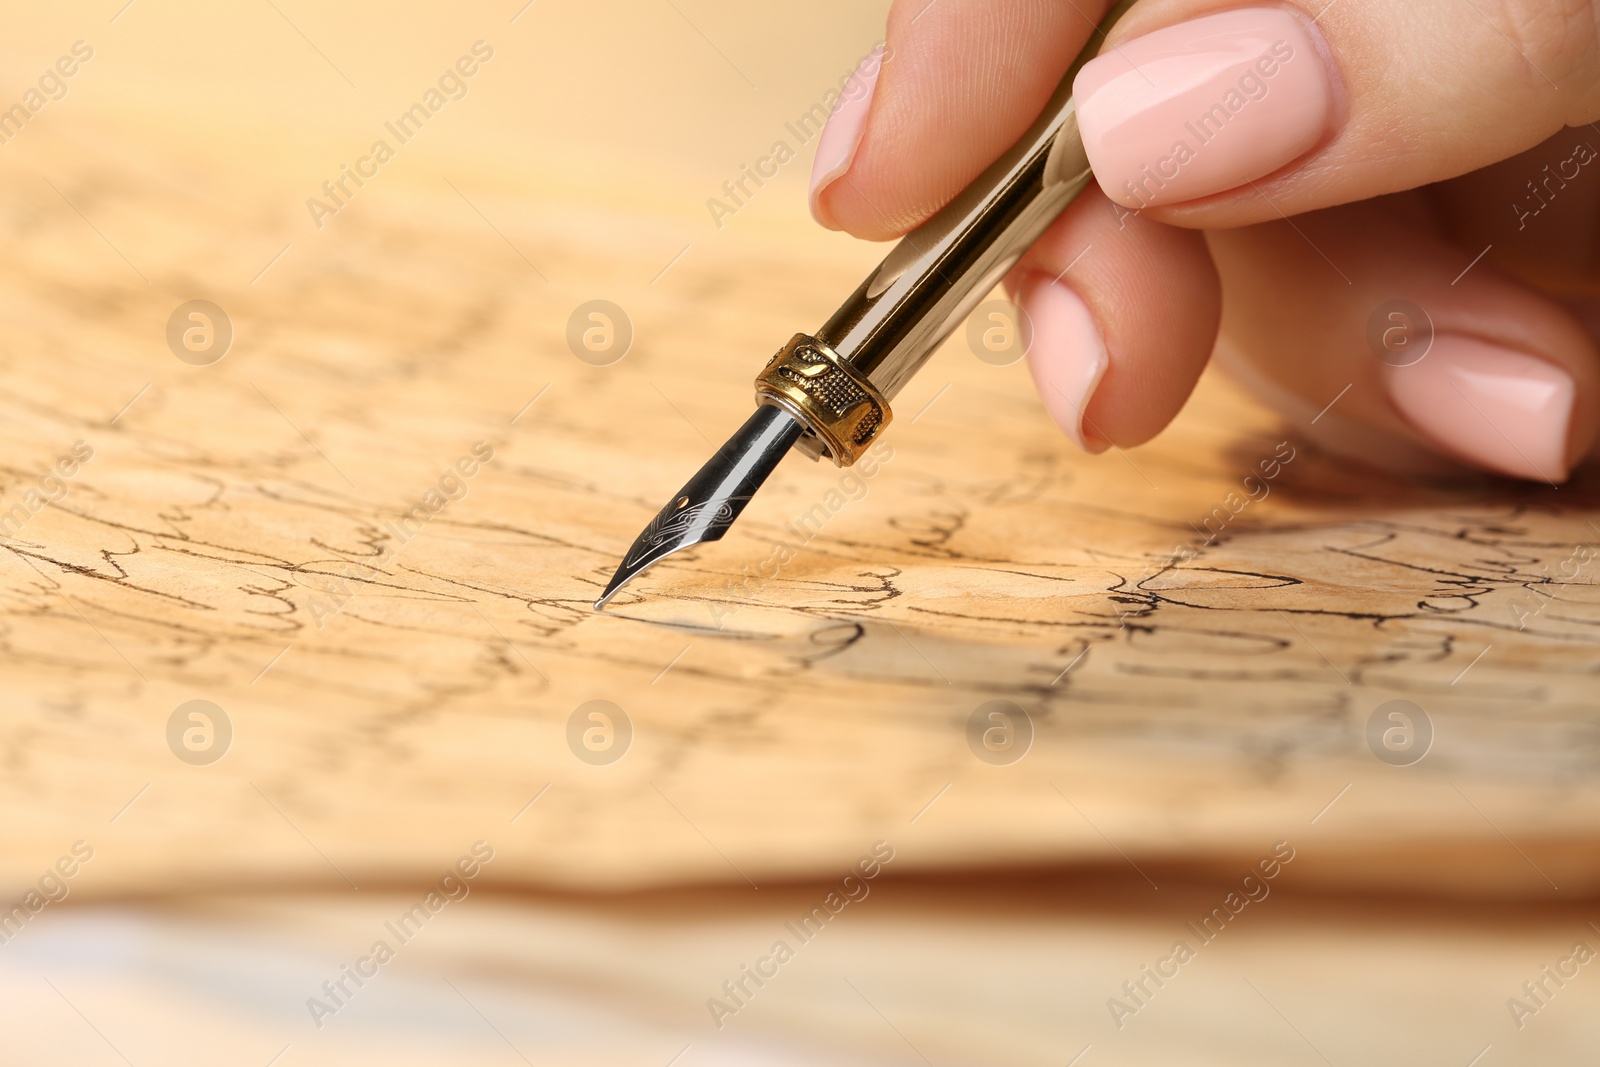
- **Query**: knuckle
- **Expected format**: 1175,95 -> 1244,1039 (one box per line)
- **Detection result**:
1488,0 -> 1600,106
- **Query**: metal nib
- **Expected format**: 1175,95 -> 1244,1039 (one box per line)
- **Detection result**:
594,404 -> 804,610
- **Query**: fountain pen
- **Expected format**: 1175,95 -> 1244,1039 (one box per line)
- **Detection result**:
595,0 -> 1137,610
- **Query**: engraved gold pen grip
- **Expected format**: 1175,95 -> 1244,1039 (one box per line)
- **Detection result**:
754,334 -> 891,466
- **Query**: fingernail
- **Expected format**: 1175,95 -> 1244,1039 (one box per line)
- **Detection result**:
1017,274 -> 1110,453
1074,8 -> 1335,210
1381,335 -> 1576,482
809,46 -> 886,230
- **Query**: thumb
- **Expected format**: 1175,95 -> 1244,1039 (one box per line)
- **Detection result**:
1076,0 -> 1600,225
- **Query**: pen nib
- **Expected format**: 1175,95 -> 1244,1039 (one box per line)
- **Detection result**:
594,404 -> 804,610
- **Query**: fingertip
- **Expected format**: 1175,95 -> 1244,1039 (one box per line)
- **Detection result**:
1015,271 -> 1112,453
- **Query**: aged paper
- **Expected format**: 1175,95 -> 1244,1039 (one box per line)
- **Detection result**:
2,115 -> 1597,900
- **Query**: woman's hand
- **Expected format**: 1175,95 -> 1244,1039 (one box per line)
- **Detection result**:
809,0 -> 1600,482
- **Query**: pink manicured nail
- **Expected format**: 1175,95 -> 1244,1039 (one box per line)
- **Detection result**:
1074,8 -> 1335,210
808,46 -> 885,229
1017,274 -> 1110,453
1381,335 -> 1575,482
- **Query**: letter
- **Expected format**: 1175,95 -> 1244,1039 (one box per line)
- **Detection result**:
771,940 -> 795,963
471,839 -> 494,862
39,72 -> 68,101
340,963 -> 365,989
23,89 -> 46,112
1577,142 -> 1598,165
822,489 -> 846,512
308,197 -> 339,229
1239,72 -> 1267,101
819,88 -> 840,114
1196,103 -> 1231,138
823,891 -> 847,914
423,891 -> 446,913
793,503 -> 831,540
320,980 -> 344,1007
1172,941 -> 1196,963
1185,119 -> 1210,146
439,71 -> 467,100
1271,40 -> 1293,62
1255,54 -> 1280,78
755,953 -> 779,978
772,541 -> 797,566
841,874 -> 869,902
56,455 -> 79,478
1242,476 -> 1269,502
1156,154 -> 1181,180
72,840 -> 93,862
1537,965 -> 1564,995
1200,907 -> 1230,938
1222,88 -> 1247,112
1272,839 -> 1296,862
38,873 -> 68,903
1257,856 -> 1282,880
472,441 -> 494,464
370,940 -> 395,964
706,196 -> 739,228
56,55 -> 79,78
1136,964 -> 1165,994
383,921 -> 407,943
439,874 -> 468,902
0,103 -> 30,139
40,475 -> 66,501
72,40 -> 95,62
1108,996 -> 1139,1029
23,489 -> 46,512
421,489 -> 446,512
355,154 -> 379,179
0,903 -> 29,938
417,88 -> 443,112
455,855 -> 481,879
395,904 -> 430,938
55,855 -> 78,878
740,163 -> 766,190
1223,491 -> 1247,515
1222,891 -> 1248,915
708,997 -> 738,1028
355,954 -> 379,978
455,55 -> 479,78
308,996 -> 339,1028
720,980 -> 744,1007
397,103 -> 430,137
1574,941 -> 1596,964
734,969 -> 762,997
1197,506 -> 1231,543
720,180 -> 745,208
1120,980 -> 1145,1007
1,503 -> 30,537
740,963 -> 766,988
1558,156 -> 1581,181
770,140 -> 795,166
455,455 -> 479,478
756,553 -> 782,580
21,891 -> 46,913
1155,952 -> 1181,978
332,973 -> 357,999
1171,140 -> 1196,165
1274,441 -> 1296,463
872,839 -> 895,863
471,40 -> 494,62
734,170 -> 758,199
309,596 -> 341,629
789,101 -> 832,142
856,856 -> 882,880
1258,457 -> 1281,480
792,908 -> 830,940
439,473 -> 466,500
72,440 -> 93,463
1241,874 -> 1269,902
1508,996 -> 1538,1028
